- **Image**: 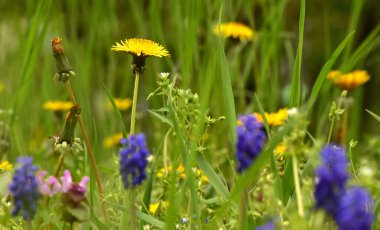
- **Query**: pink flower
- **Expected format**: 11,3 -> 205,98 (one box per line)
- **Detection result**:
36,171 -> 61,197
61,169 -> 89,193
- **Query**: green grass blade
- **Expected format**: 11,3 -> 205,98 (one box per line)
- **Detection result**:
103,83 -> 127,138
366,109 -> 380,123
196,154 -> 230,200
217,7 -> 237,145
306,31 -> 355,112
289,0 -> 305,108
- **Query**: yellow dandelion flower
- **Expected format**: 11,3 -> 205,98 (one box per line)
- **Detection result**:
107,98 -> 132,111
103,133 -> 123,149
328,70 -> 370,90
0,161 -> 13,171
149,202 -> 160,215
254,108 -> 289,127
274,144 -> 286,156
177,165 -> 186,178
0,81 -> 4,93
43,100 -> 73,112
111,38 -> 170,74
214,22 -> 255,41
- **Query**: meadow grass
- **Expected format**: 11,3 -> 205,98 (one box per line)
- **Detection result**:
1,0 -> 380,229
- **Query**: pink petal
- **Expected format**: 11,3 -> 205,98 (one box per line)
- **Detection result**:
61,170 -> 72,193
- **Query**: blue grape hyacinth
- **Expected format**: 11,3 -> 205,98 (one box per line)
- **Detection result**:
119,133 -> 150,188
256,221 -> 275,230
9,157 -> 40,220
314,144 -> 348,216
236,114 -> 266,173
335,187 -> 374,230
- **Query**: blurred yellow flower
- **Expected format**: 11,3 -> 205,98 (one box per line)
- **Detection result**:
0,81 -> 4,93
107,98 -> 132,111
111,38 -> 170,58
43,100 -> 73,112
157,165 -> 186,179
149,202 -> 160,215
254,108 -> 289,127
274,144 -> 286,156
0,161 -> 12,171
214,22 -> 254,41
328,70 -> 370,90
103,133 -> 123,148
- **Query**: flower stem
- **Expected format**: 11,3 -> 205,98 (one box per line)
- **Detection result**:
53,153 -> 65,177
340,108 -> 348,144
65,81 -> 108,221
327,118 -> 335,144
130,72 -> 140,135
292,156 -> 305,218
237,188 -> 248,230
26,220 -> 31,230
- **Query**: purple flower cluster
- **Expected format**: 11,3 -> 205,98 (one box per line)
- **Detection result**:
119,133 -> 150,188
314,145 -> 348,215
256,221 -> 275,230
314,144 -> 373,229
236,114 -> 266,173
335,187 -> 374,230
9,157 -> 39,220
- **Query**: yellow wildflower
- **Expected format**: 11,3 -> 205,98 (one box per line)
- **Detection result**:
0,161 -> 12,171
328,70 -> 370,90
107,98 -> 132,111
0,81 -> 4,93
214,22 -> 254,41
111,38 -> 170,74
156,165 -> 187,179
149,202 -> 160,215
103,133 -> 123,148
254,108 -> 289,127
43,100 -> 73,112
274,144 -> 286,156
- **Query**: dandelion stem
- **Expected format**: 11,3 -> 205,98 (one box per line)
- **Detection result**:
53,153 -> 65,177
292,156 -> 305,218
130,72 -> 140,135
65,81 -> 108,221
237,188 -> 248,230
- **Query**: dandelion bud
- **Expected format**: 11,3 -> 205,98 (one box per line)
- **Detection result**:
51,37 -> 76,82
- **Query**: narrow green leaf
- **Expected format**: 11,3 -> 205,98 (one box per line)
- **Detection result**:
306,31 -> 355,112
366,109 -> 380,123
217,5 -> 237,145
142,170 -> 154,214
103,83 -> 128,138
147,109 -> 174,127
196,154 -> 230,200
289,0 -> 305,108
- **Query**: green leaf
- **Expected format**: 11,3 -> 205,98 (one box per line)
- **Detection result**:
289,0 -> 305,108
142,170 -> 154,214
147,109 -> 174,127
196,154 -> 230,200
366,109 -> 380,123
306,31 -> 355,112
217,5 -> 237,146
103,83 -> 128,138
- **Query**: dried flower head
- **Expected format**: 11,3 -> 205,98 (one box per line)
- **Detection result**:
9,157 -> 39,220
111,38 -> 170,74
214,22 -> 254,41
51,37 -> 76,82
328,70 -> 370,90
254,108 -> 289,127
